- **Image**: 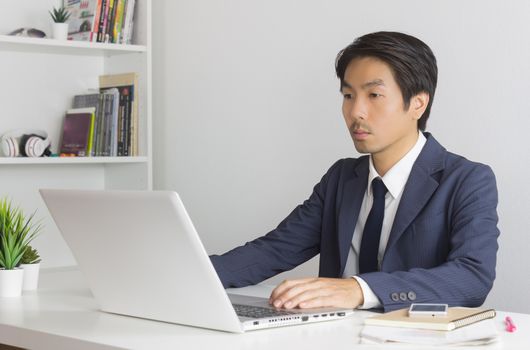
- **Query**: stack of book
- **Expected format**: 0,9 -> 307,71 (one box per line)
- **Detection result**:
60,72 -> 138,157
361,307 -> 498,346
65,0 -> 136,44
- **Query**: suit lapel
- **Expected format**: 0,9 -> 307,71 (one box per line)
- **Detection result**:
337,157 -> 369,275
384,134 -> 446,252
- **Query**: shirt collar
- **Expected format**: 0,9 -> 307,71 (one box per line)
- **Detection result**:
368,132 -> 427,199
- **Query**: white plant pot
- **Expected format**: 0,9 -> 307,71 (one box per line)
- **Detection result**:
21,263 -> 40,291
52,22 -> 69,40
0,268 -> 24,297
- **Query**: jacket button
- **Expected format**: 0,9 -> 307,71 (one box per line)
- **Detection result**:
391,293 -> 400,302
399,292 -> 408,301
408,291 -> 416,301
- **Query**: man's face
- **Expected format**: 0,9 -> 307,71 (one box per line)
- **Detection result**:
341,57 -> 422,160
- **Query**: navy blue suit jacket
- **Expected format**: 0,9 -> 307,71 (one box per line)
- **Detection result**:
210,133 -> 500,311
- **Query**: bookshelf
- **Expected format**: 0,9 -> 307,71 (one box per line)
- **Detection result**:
0,34 -> 147,55
0,0 -> 152,267
0,156 -> 148,165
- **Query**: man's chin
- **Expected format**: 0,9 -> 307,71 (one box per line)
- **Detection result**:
352,141 -> 372,154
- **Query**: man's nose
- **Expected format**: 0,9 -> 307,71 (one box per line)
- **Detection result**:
347,98 -> 367,121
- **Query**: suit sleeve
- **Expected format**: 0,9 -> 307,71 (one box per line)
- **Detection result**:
360,164 -> 500,312
210,160 -> 343,288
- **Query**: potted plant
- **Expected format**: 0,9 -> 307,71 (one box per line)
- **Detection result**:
49,6 -> 71,40
0,198 -> 41,297
20,245 -> 41,291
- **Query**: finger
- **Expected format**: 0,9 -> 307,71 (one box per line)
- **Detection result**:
269,280 -> 296,304
297,295 -> 335,309
269,278 -> 313,305
270,279 -> 311,307
282,286 -> 328,309
273,279 -> 322,308
298,279 -> 361,309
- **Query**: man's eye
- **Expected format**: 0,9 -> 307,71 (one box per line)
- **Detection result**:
369,93 -> 382,98
343,94 -> 352,100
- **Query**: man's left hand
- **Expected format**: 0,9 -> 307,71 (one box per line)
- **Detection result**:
269,277 -> 364,309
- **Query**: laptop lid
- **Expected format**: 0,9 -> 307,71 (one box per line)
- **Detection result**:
40,189 -> 244,333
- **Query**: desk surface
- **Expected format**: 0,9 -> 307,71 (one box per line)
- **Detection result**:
0,267 -> 525,350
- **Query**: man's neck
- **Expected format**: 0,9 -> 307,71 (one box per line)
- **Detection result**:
372,131 -> 421,177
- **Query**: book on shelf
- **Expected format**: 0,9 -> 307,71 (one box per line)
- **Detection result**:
69,72 -> 138,157
101,88 -> 120,156
96,0 -> 108,42
59,107 -> 96,157
72,89 -> 118,157
121,0 -> 136,44
364,307 -> 496,331
111,0 -> 125,44
65,0 -> 135,44
104,0 -> 116,43
65,0 -> 100,42
81,0 -> 136,43
72,91 -> 101,155
99,72 -> 138,156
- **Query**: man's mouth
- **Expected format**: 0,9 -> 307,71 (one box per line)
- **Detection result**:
351,128 -> 370,140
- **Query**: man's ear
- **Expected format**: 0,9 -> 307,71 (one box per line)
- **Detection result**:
411,92 -> 429,120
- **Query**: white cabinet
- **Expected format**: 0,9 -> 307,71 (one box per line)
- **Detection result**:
0,0 -> 152,267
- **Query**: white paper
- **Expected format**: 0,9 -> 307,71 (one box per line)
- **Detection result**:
360,319 -> 499,346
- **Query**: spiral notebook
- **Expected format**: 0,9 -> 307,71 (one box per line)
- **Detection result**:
364,307 -> 496,331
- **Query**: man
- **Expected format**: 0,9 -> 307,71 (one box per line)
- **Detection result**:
210,31 -> 499,312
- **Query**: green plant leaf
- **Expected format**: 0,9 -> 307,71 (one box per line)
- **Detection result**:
49,6 -> 71,23
0,198 -> 41,269
21,245 -> 41,264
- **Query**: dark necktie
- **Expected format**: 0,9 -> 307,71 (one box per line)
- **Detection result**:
359,178 -> 388,273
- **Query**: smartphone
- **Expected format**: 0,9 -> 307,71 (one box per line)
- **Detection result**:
408,303 -> 448,317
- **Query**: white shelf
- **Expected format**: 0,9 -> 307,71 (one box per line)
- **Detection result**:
0,156 -> 148,165
1,0 -> 152,267
0,34 -> 147,56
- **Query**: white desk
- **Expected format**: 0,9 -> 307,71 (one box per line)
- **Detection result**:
0,267 -> 525,349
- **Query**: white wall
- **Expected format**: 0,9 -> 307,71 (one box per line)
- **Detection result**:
152,0 -> 530,313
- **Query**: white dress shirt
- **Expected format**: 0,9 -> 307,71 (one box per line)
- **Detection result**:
342,132 -> 427,309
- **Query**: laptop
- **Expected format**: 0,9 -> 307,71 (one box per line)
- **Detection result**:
40,189 -> 354,333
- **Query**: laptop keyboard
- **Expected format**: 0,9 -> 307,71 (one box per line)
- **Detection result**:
233,304 -> 298,319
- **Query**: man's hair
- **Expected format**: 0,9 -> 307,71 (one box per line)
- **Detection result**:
335,31 -> 438,131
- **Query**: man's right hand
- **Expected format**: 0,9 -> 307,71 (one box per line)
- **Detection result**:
269,277 -> 364,309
